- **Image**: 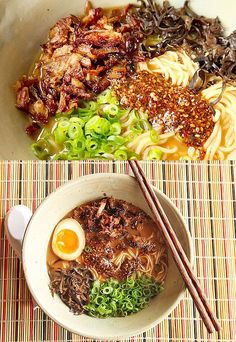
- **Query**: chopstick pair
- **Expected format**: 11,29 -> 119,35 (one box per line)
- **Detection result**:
128,160 -> 221,334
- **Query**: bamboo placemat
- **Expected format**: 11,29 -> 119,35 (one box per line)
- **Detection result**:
0,161 -> 235,342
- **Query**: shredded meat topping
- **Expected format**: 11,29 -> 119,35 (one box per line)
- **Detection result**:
72,197 -> 165,281
15,5 -> 144,130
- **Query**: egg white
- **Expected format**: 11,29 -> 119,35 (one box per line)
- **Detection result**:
52,218 -> 85,261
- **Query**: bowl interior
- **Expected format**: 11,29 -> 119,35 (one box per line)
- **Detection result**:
0,0 -> 236,159
22,174 -> 193,340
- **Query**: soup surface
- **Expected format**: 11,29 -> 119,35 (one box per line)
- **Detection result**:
47,197 -> 168,317
15,1 -> 236,160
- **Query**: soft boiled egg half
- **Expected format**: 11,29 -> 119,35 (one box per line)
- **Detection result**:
51,218 -> 85,261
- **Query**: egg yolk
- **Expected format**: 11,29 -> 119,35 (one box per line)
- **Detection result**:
55,229 -> 79,254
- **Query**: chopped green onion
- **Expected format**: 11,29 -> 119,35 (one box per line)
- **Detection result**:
147,148 -> 163,160
107,135 -> 126,145
114,149 -> 128,160
31,140 -> 51,160
103,104 -> 119,115
85,116 -> 111,137
100,141 -> 117,153
87,101 -> 98,112
94,296 -> 104,305
85,139 -> 99,152
68,123 -> 83,140
64,139 -> 85,153
69,117 -> 85,127
150,130 -> 160,143
110,122 -> 122,135
102,286 -> 113,295
97,89 -> 113,104
84,245 -> 92,253
85,275 -> 162,318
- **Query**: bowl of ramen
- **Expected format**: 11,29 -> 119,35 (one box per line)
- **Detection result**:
21,173 -> 193,339
1,0 -> 236,160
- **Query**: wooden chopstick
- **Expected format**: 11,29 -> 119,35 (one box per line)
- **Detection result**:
133,161 -> 221,331
128,160 -> 221,334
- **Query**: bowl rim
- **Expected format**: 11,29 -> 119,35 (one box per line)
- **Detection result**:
22,173 -> 194,340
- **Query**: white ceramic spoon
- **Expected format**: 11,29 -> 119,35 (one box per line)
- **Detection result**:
4,205 -> 39,310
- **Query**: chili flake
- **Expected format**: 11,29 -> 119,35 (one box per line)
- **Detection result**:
113,71 -> 215,148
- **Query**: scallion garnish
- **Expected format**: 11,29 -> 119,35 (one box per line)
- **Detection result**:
85,275 -> 163,318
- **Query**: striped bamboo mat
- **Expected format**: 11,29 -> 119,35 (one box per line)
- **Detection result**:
0,161 -> 235,342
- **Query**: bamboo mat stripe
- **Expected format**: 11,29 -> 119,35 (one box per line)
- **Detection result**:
0,161 -> 236,342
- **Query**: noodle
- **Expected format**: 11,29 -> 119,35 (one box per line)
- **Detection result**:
111,238 -> 167,283
138,50 -> 198,87
126,131 -> 177,158
202,82 -> 236,159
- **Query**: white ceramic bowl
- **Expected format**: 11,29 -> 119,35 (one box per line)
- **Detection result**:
21,174 -> 193,340
0,0 -> 236,159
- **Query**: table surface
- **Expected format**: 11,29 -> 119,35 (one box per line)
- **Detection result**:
0,161 -> 235,342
